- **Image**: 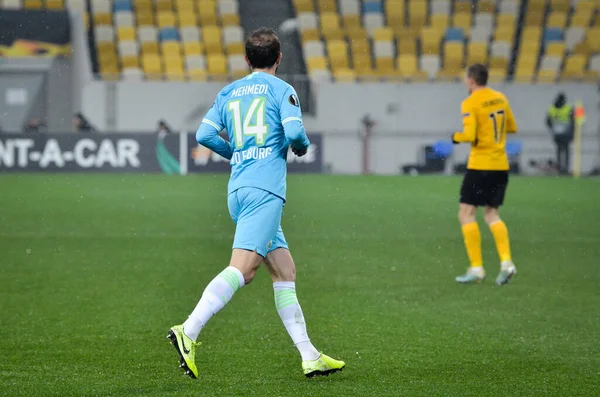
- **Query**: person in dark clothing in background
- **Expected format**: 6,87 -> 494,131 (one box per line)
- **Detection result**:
157,120 -> 173,137
546,93 -> 574,175
73,113 -> 96,133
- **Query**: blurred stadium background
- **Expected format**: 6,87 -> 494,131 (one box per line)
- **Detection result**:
0,0 -> 599,175
1,1 -> 600,396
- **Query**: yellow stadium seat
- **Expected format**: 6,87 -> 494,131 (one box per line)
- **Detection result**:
121,55 -> 140,68
494,27 -> 515,43
178,13 -> 198,27
142,54 -> 163,75
522,27 -> 542,42
161,42 -> 182,57
334,68 -> 356,82
545,42 -> 565,57
514,68 -> 534,83
321,12 -> 340,30
198,2 -> 218,25
546,12 -> 567,29
142,42 -> 159,55
386,0 -> 405,27
430,14 -> 449,31
519,41 -> 540,58
528,0 -> 546,12
136,13 -> 155,26
203,26 -> 223,54
24,0 -> 42,8
343,15 -> 361,29
408,0 -> 428,27
165,55 -> 184,71
496,14 -> 516,30
346,27 -> 368,40
322,28 -> 344,40
537,69 -> 558,83
587,28 -> 600,52
45,0 -> 64,9
575,0 -> 596,13
375,57 -> 395,77
134,0 -> 152,10
561,55 -> 586,80
397,54 -> 427,81
488,68 -> 506,83
183,41 -> 203,56
175,0 -> 194,11
373,27 -> 394,42
454,1 -> 472,14
94,13 -> 112,26
307,56 -> 328,71
467,42 -> 488,65
221,13 -> 240,26
207,54 -> 227,78
294,0 -> 314,13
489,57 -> 508,70
478,0 -> 495,13
157,12 -> 176,27
393,26 -> 414,41
525,12 -> 544,27
97,42 -> 116,54
301,28 -> 320,41
156,0 -> 173,11
117,27 -> 137,42
397,38 -> 417,56
444,42 -> 464,69
226,42 -> 244,55
570,11 -> 593,28
421,27 -> 442,55
317,0 -> 336,13
188,68 -> 208,81
453,12 -> 472,35
352,54 -> 372,72
572,42 -> 591,56
548,0 -> 569,13
327,40 -> 349,69
350,38 -> 370,55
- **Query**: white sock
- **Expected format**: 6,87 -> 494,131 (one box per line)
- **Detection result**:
182,266 -> 245,341
273,281 -> 320,361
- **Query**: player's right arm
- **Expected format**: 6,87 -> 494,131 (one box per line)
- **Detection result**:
196,95 -> 233,160
280,86 -> 310,153
505,102 -> 518,134
452,100 -> 477,143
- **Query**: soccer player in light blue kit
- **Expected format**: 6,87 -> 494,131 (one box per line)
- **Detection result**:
167,28 -> 345,379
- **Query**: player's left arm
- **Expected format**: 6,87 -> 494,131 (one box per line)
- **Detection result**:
452,101 -> 477,143
505,103 -> 518,134
280,86 -> 310,156
196,95 -> 233,160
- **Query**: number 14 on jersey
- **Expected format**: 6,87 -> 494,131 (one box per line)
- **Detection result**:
228,97 -> 269,148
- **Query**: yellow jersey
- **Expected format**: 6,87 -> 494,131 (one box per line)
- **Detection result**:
453,87 -> 518,171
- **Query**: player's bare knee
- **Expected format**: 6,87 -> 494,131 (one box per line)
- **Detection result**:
264,248 -> 296,282
458,204 -> 476,224
484,207 -> 501,225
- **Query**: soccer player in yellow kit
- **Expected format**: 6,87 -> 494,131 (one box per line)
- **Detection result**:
452,64 -> 518,285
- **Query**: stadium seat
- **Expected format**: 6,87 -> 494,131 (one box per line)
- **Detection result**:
470,26 -> 491,43
228,54 -> 248,79
467,42 -> 488,65
294,0 -> 314,12
547,12 -> 567,29
198,2 -> 218,25
385,0 -> 405,27
66,0 -> 86,11
122,67 -> 144,81
561,54 -> 586,80
445,28 -> 464,42
570,11 -> 593,28
307,56 -> 328,72
298,12 -> 319,41
207,54 -> 228,80
545,42 -> 565,58
499,0 -> 519,15
95,26 -> 115,43
373,40 -> 395,76
46,0 -> 64,9
219,0 -> 240,25
157,11 -> 176,28
304,41 -> 325,58
565,27 -> 586,51
202,26 -> 223,54
397,38 -> 417,56
159,27 -> 180,42
473,13 -> 494,31
340,0 -> 360,28
183,41 -> 204,56
362,0 -> 383,14
548,0 -> 569,13
333,68 -> 357,82
181,26 -> 201,43
309,69 -> 333,83
453,12 -> 472,35
115,11 -> 135,27
544,28 -> 563,43
431,14 -> 449,31
327,40 -> 350,70
142,53 -> 163,78
223,25 -> 244,54
478,0 -> 495,13
420,54 -> 441,78
488,67 -> 507,82
408,0 -> 428,31
185,54 -> 206,70
431,0 -> 451,15
2,0 -> 22,8
363,12 -> 385,35
421,27 -> 442,55
317,0 -> 337,13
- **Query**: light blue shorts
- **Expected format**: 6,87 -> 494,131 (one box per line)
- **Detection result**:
227,187 -> 289,257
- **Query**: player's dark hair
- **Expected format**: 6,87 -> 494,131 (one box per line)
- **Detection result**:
467,63 -> 488,86
245,27 -> 281,69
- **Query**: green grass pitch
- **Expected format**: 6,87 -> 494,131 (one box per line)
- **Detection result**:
0,174 -> 599,396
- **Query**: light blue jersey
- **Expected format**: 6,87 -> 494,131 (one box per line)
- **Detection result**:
196,71 -> 310,201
